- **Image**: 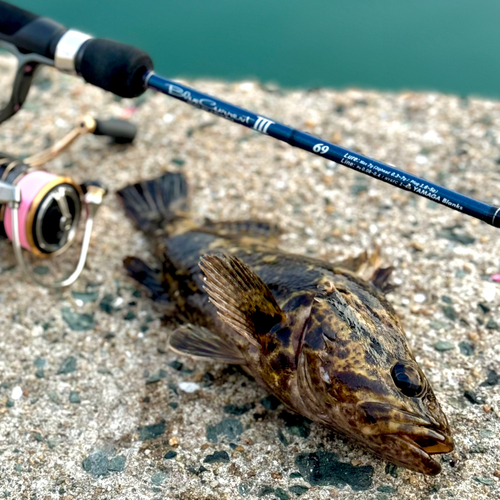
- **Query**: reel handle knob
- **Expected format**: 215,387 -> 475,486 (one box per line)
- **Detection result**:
93,119 -> 137,144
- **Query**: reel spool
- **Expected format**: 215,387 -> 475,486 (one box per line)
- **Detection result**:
0,161 -> 82,256
0,160 -> 105,288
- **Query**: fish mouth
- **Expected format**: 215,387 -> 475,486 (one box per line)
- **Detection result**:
401,431 -> 454,455
357,402 -> 454,475
388,431 -> 454,475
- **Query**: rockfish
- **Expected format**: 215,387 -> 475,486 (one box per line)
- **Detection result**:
117,172 -> 453,475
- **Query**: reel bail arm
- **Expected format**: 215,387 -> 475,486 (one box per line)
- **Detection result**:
26,116 -> 137,168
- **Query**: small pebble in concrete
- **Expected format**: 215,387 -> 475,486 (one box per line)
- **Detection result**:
481,370 -> 499,387
82,451 -> 109,477
206,418 -> 243,443
458,341 -> 474,356
57,357 -> 77,375
442,305 -> 457,321
145,370 -> 167,384
11,386 -> 22,400
151,471 -> 168,485
464,390 -> 485,405
61,307 -> 95,331
33,266 -> 49,275
203,451 -> 230,464
439,228 -> 476,245
473,476 -> 495,486
378,485 -> 397,493
478,302 -> 491,313
100,294 -> 117,313
223,403 -> 255,415
385,463 -> 399,479
178,382 -> 200,393
486,319 -> 499,330
278,429 -> 289,446
274,487 -> 290,500
434,341 -> 455,352
107,455 -> 126,472
124,311 -> 136,321
169,361 -> 183,371
33,357 -> 46,368
69,391 -> 80,404
71,291 -> 99,304
238,483 -> 252,496
138,421 -> 166,441
48,392 -> 60,404
258,486 -> 274,497
288,485 -> 308,496
47,438 -> 58,449
82,450 -> 126,477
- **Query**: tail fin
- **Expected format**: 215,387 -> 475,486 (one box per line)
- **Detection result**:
117,172 -> 188,232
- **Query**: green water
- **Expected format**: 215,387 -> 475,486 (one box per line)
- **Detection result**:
13,0 -> 500,98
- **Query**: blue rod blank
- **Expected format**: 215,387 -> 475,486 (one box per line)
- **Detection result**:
146,73 -> 500,229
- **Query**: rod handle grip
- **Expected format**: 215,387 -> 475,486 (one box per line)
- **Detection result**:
0,1 -> 152,98
76,38 -> 153,98
0,1 -> 66,59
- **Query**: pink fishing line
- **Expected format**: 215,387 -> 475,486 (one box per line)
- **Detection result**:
4,170 -> 57,251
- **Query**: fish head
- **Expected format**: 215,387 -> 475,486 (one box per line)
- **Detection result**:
199,254 -> 453,475
296,276 -> 454,475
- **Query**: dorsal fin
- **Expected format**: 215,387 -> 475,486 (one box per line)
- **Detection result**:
168,324 -> 246,364
200,219 -> 282,243
199,254 -> 285,347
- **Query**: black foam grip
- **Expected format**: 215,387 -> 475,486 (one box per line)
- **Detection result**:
0,1 -> 65,58
77,39 -> 153,98
93,118 -> 137,143
0,1 -> 37,36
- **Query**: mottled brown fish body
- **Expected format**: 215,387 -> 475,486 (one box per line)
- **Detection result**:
118,172 -> 453,475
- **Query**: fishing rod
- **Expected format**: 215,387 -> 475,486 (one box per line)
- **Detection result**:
1,1 -> 499,229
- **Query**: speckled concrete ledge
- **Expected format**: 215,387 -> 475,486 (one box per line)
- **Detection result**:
0,57 -> 499,500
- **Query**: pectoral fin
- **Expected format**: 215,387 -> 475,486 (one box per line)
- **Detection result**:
370,266 -> 396,293
168,324 -> 246,364
200,254 -> 285,347
334,246 -> 383,280
333,245 -> 396,293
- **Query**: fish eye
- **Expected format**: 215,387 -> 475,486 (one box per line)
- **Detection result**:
391,362 -> 425,398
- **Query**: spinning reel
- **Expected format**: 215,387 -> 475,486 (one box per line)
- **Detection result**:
0,115 -> 136,287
